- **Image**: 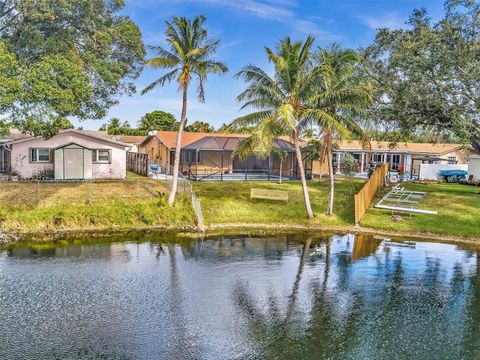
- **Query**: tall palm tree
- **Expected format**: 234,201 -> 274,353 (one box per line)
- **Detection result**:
230,36 -> 321,219
311,46 -> 373,215
142,15 -> 228,205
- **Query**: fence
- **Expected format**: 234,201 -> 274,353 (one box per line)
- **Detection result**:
354,163 -> 389,225
127,152 -> 149,176
0,179 -> 173,210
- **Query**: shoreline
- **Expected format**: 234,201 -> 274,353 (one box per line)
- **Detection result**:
2,222 -> 480,248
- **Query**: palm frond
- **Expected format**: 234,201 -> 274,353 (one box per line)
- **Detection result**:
141,69 -> 180,94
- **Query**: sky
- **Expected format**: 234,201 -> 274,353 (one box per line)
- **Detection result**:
79,0 -> 445,130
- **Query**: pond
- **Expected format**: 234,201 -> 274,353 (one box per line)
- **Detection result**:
1,233 -> 480,359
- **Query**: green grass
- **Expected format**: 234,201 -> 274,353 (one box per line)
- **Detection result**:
193,178 -> 365,226
0,177 -> 195,232
361,183 -> 480,238
194,180 -> 480,239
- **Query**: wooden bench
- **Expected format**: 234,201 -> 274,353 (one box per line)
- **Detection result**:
250,188 -> 288,202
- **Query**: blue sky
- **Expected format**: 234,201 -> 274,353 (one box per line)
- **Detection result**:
79,0 -> 445,130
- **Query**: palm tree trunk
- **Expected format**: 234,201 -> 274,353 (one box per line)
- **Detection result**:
327,142 -> 334,215
168,84 -> 188,206
293,133 -> 314,219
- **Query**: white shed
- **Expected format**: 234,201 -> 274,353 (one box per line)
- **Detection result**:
469,155 -> 480,180
54,143 -> 93,180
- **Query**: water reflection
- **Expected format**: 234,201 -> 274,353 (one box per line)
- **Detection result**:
1,233 -> 480,359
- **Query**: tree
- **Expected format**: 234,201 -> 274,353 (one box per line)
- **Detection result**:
0,41 -> 21,137
99,117 -> 132,135
231,36 -> 321,219
311,46 -> 372,215
142,15 -> 228,206
0,0 -> 145,138
185,120 -> 214,133
363,0 -> 480,152
139,111 -> 179,132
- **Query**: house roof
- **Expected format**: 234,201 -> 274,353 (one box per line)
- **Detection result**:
141,131 -> 297,151
331,140 -> 465,155
115,135 -> 146,145
0,128 -> 32,144
4,129 -> 127,147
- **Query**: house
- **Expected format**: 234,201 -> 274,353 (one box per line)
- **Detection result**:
469,154 -> 480,180
1,129 -> 127,179
113,135 -> 146,153
138,131 -> 298,180
310,140 -> 470,178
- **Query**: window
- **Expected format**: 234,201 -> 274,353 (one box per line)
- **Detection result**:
372,154 -> 383,163
448,156 -> 456,164
92,149 -> 110,163
31,148 -> 50,163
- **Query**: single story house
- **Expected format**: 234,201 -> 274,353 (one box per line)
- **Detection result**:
113,135 -> 146,153
138,131 -> 298,181
0,129 -> 127,180
469,154 -> 480,180
310,140 -> 470,178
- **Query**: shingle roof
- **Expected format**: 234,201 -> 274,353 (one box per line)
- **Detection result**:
147,131 -> 296,152
116,135 -> 146,144
332,140 -> 464,155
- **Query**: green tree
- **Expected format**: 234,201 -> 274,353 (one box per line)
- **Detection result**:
185,120 -> 214,132
139,110 -> 178,132
0,0 -> 145,138
363,0 -> 480,152
231,36 -> 320,219
99,117 -> 132,135
142,15 -> 228,206
0,41 -> 21,137
311,46 -> 372,215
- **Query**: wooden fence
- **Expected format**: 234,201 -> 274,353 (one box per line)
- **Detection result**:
127,152 -> 149,176
354,163 -> 389,225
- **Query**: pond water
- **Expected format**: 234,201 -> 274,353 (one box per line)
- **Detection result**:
1,233 -> 480,359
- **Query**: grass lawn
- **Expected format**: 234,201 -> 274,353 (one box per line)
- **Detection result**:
194,179 -> 480,239
0,176 -> 195,232
193,178 -> 365,227
361,183 -> 480,239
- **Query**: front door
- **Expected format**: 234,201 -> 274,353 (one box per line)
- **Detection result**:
64,148 -> 84,179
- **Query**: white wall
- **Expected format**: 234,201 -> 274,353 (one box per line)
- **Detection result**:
469,156 -> 480,180
419,163 -> 468,180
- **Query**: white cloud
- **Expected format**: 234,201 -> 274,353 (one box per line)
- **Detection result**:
359,11 -> 405,30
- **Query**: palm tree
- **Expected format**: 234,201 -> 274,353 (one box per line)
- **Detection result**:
311,46 -> 372,215
230,36 -> 321,219
142,15 -> 228,205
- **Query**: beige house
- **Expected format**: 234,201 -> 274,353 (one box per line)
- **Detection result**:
138,131 -> 297,181
310,140 -> 470,178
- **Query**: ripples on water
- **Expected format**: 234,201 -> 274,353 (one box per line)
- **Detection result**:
1,233 -> 480,359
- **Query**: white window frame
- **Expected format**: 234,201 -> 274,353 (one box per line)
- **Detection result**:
92,149 -> 111,163
31,148 -> 51,163
448,156 -> 456,164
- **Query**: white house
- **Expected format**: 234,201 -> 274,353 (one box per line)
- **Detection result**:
469,155 -> 480,180
1,129 -> 127,179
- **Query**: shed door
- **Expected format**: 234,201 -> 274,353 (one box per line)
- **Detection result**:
64,148 -> 85,179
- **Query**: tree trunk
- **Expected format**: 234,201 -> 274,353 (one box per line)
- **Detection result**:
293,133 -> 314,219
168,84 -> 188,206
327,142 -> 334,215
278,159 -> 283,184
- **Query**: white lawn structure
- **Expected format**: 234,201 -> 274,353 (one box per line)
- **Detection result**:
375,185 -> 438,215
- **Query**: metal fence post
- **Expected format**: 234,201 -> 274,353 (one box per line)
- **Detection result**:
36,180 -> 40,206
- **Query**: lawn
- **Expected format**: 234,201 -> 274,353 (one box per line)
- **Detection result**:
193,178 -> 365,227
0,177 -> 195,232
193,179 -> 480,239
361,183 -> 480,239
